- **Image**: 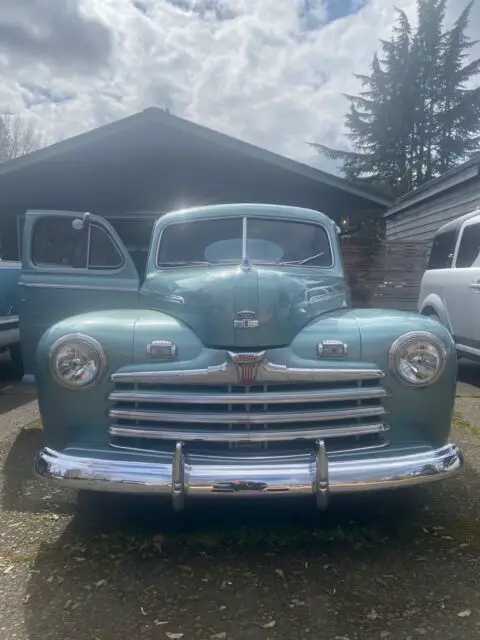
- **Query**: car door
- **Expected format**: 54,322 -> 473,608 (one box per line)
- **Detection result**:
445,216 -> 480,355
19,210 -> 140,377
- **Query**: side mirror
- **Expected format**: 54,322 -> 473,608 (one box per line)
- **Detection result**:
72,212 -> 91,231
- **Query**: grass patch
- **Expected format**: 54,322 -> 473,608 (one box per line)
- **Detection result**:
452,412 -> 480,436
22,418 -> 42,432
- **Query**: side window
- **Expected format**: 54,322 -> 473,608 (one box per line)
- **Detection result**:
455,221 -> 480,268
88,225 -> 123,269
427,229 -> 456,270
32,218 -> 123,270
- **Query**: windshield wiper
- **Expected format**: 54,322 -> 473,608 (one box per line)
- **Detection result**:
279,251 -> 325,266
157,261 -> 210,267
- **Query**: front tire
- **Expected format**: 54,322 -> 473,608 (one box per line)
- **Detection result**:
426,312 -> 441,323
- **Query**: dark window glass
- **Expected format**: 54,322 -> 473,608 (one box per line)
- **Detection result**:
157,217 -> 333,267
32,218 -> 123,270
427,229 -> 456,270
0,216 -> 21,261
110,218 -> 155,280
88,225 -> 123,269
455,222 -> 480,268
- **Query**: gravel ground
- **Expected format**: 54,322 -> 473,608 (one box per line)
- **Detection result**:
1,359 -> 480,640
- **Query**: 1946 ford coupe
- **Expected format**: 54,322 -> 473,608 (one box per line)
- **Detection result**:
22,204 -> 463,511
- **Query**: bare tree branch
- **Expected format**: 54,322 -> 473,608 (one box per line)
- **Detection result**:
0,113 -> 45,162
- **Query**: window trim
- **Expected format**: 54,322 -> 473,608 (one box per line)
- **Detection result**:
452,214 -> 480,269
155,215 -> 335,270
427,229 -> 457,270
31,218 -> 126,273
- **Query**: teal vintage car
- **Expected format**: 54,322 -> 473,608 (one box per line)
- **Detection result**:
22,204 -> 463,510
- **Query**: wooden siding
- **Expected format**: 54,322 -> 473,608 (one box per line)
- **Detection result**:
341,237 -> 430,312
385,175 -> 480,244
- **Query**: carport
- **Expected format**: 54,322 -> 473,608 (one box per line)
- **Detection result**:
0,107 -> 391,260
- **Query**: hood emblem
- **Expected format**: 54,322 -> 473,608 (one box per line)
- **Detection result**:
229,351 -> 266,385
233,310 -> 259,329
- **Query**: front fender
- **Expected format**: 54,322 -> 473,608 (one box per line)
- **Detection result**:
419,292 -> 451,329
352,309 -> 457,447
35,308 -> 202,450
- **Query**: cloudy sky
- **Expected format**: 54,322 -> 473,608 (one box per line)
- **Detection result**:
0,0 -> 479,172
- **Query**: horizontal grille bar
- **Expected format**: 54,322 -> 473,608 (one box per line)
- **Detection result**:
111,362 -> 385,386
108,386 -> 388,405
109,422 -> 389,443
109,405 -> 386,425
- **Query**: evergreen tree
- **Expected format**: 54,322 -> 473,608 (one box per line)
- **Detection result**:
311,0 -> 480,197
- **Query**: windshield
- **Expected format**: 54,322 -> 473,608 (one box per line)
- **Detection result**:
156,217 -> 333,267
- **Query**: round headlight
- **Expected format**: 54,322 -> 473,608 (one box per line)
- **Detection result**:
388,331 -> 447,387
49,333 -> 107,389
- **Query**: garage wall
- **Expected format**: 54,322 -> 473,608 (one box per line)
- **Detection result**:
385,176 -> 480,245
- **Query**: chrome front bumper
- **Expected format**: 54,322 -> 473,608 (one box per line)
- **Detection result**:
35,441 -> 463,511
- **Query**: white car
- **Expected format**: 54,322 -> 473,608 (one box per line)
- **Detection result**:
418,209 -> 480,361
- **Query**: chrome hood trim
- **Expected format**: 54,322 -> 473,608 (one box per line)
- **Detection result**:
111,358 -> 385,385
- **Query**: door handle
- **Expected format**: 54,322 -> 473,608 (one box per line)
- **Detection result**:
469,282 -> 480,292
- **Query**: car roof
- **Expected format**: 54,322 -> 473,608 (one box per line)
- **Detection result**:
436,209 -> 480,236
156,203 -> 335,228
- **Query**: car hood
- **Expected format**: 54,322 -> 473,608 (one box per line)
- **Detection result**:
140,265 -> 349,348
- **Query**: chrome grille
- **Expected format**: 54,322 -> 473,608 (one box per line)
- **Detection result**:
108,368 -> 389,453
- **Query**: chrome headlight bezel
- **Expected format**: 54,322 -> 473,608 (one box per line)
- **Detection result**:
388,330 -> 447,388
49,333 -> 108,390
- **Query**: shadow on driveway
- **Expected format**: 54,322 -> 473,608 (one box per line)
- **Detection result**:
0,352 -> 34,416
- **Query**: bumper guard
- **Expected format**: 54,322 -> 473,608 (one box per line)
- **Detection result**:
34,440 -> 463,511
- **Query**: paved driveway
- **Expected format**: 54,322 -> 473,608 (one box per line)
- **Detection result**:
0,360 -> 480,639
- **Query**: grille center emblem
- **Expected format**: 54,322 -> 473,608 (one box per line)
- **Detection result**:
228,351 -> 266,385
233,310 -> 259,329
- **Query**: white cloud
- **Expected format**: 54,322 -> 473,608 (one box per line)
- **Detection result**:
0,0 -> 478,172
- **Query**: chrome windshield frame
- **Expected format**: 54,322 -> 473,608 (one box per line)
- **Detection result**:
154,214 -> 335,270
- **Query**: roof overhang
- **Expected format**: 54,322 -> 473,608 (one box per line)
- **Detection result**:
0,108 -> 391,219
385,155 -> 480,219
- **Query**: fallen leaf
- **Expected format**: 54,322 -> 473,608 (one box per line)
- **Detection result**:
291,599 -> 306,606
262,621 -> 276,629
165,634 -> 184,640
140,607 -> 148,616
3,566 -> 14,575
211,633 -> 227,639
154,621 -> 169,626
458,610 -> 471,618
95,579 -> 107,587
380,632 -> 391,638
275,568 -> 286,580
367,609 -> 379,620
